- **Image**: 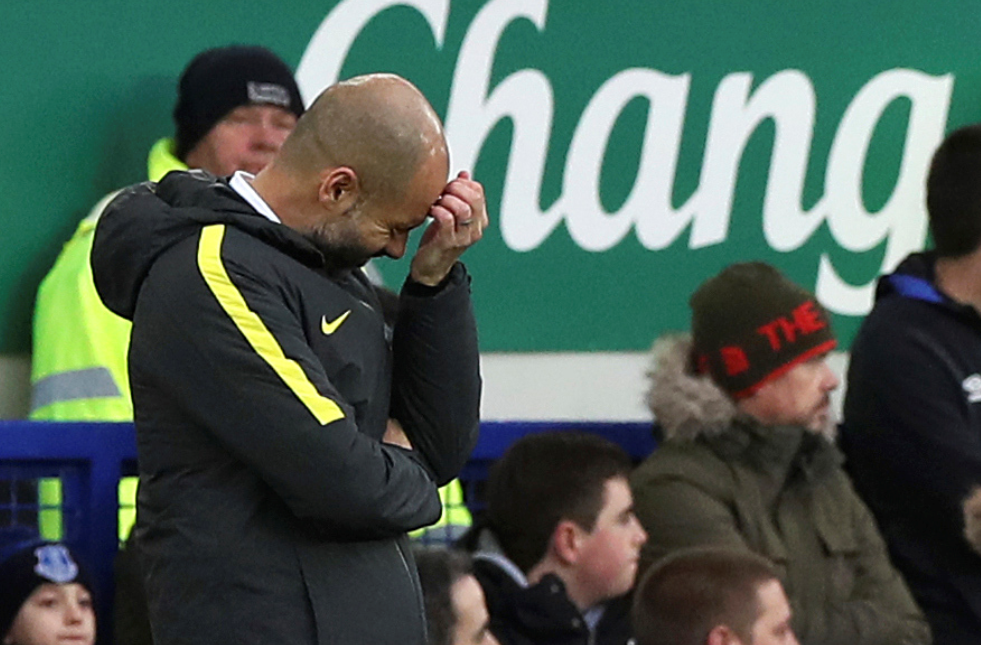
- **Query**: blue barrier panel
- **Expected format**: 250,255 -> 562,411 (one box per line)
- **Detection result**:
0,419 -> 655,645
461,420 -> 656,514
0,421 -> 136,645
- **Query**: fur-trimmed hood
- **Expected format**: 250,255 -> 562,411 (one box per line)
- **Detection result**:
646,334 -> 737,442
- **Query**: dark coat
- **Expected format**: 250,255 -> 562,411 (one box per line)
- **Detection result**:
631,336 -> 930,645
91,171 -> 482,645
841,252 -> 981,645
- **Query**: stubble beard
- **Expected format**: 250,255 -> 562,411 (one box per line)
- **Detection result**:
807,396 -> 837,439
304,219 -> 375,274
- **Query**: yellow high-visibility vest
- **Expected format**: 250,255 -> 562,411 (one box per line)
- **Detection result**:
31,138 -> 186,422
31,139 -> 186,539
410,479 -> 472,542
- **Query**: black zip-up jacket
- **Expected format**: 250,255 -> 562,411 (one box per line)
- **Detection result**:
462,528 -> 634,645
91,170 -> 481,645
841,252 -> 981,645
475,562 -> 633,645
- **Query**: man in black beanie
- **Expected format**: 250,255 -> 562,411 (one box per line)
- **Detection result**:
629,262 -> 930,645
32,44 -> 303,424
172,45 -> 304,176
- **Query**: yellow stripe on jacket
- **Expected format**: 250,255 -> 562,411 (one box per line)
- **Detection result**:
196,224 -> 345,426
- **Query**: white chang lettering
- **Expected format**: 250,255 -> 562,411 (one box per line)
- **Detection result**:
297,0 -> 954,317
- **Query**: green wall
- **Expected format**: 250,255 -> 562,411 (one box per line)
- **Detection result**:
3,0 -> 979,354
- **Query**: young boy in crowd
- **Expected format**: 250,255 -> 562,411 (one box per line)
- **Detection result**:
633,547 -> 799,645
1,539 -> 96,645
415,546 -> 500,645
462,431 -> 648,645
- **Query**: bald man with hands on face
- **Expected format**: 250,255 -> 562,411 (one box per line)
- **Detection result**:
90,73 -> 486,645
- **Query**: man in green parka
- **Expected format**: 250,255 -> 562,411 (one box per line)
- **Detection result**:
630,262 -> 930,645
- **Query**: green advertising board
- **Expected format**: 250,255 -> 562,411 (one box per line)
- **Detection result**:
2,0 -> 978,355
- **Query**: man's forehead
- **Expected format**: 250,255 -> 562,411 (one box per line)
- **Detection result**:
755,579 -> 792,620
599,477 -> 633,510
805,351 -> 832,365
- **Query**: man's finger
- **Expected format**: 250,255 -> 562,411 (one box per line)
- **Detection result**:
435,194 -> 472,219
429,208 -> 479,237
428,204 -> 456,225
440,179 -> 482,204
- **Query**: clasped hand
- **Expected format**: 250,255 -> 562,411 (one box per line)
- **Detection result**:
409,171 -> 488,286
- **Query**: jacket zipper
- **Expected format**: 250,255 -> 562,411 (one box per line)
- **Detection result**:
396,539 -> 428,644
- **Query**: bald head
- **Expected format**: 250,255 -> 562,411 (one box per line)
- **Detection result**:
276,73 -> 448,202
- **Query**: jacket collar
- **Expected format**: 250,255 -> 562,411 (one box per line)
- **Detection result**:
708,418 -> 842,491
473,528 -> 529,587
879,252 -> 981,328
92,170 -> 326,321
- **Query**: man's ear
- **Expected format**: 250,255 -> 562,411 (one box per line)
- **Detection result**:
317,166 -> 360,212
551,519 -> 584,566
707,624 -> 743,645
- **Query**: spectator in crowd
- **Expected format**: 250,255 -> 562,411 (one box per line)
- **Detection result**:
90,73 -> 484,645
31,44 -> 303,422
415,546 -> 500,645
630,262 -> 930,645
461,431 -> 647,645
840,123 -> 981,644
632,547 -> 798,645
0,539 -> 96,645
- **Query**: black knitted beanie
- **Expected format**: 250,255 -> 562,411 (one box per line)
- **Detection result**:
173,45 -> 304,161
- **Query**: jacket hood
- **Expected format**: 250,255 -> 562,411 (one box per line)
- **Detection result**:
470,526 -> 529,588
875,252 -> 935,302
875,251 -> 981,326
646,334 -> 737,442
91,170 -> 324,320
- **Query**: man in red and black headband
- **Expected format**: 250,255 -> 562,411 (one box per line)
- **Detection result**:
629,262 -> 930,645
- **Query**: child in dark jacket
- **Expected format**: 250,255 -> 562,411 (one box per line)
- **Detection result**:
461,431 -> 648,645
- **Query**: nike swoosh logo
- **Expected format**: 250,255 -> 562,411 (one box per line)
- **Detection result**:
321,310 -> 351,335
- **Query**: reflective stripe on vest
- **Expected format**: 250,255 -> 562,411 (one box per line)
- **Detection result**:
31,367 -> 122,412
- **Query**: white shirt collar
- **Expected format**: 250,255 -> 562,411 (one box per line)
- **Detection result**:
583,605 -> 605,631
229,171 -> 281,224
